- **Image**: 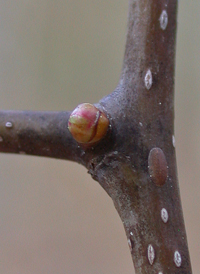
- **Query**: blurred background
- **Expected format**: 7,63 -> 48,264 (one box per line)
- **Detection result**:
0,1 -> 199,273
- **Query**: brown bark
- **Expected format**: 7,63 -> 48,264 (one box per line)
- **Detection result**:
0,0 -> 192,273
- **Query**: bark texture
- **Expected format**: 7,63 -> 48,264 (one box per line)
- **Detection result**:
0,0 -> 193,273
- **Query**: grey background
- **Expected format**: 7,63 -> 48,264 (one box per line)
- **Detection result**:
0,1 -> 199,273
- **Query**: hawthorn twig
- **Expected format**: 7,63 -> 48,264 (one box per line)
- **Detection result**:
0,0 -> 193,273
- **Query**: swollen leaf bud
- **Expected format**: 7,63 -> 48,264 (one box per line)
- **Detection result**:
68,103 -> 109,145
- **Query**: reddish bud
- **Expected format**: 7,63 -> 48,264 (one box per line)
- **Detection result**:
68,103 -> 109,145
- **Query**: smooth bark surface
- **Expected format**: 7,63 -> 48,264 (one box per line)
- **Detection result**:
0,111 -> 82,163
0,0 -> 192,273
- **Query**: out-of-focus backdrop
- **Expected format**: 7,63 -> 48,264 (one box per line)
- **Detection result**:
0,1 -> 199,273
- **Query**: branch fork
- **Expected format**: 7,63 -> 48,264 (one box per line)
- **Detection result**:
0,1 -> 193,273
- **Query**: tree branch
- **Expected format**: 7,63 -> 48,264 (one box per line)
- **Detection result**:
0,0 -> 193,273
0,110 -> 84,164
91,0 -> 192,273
